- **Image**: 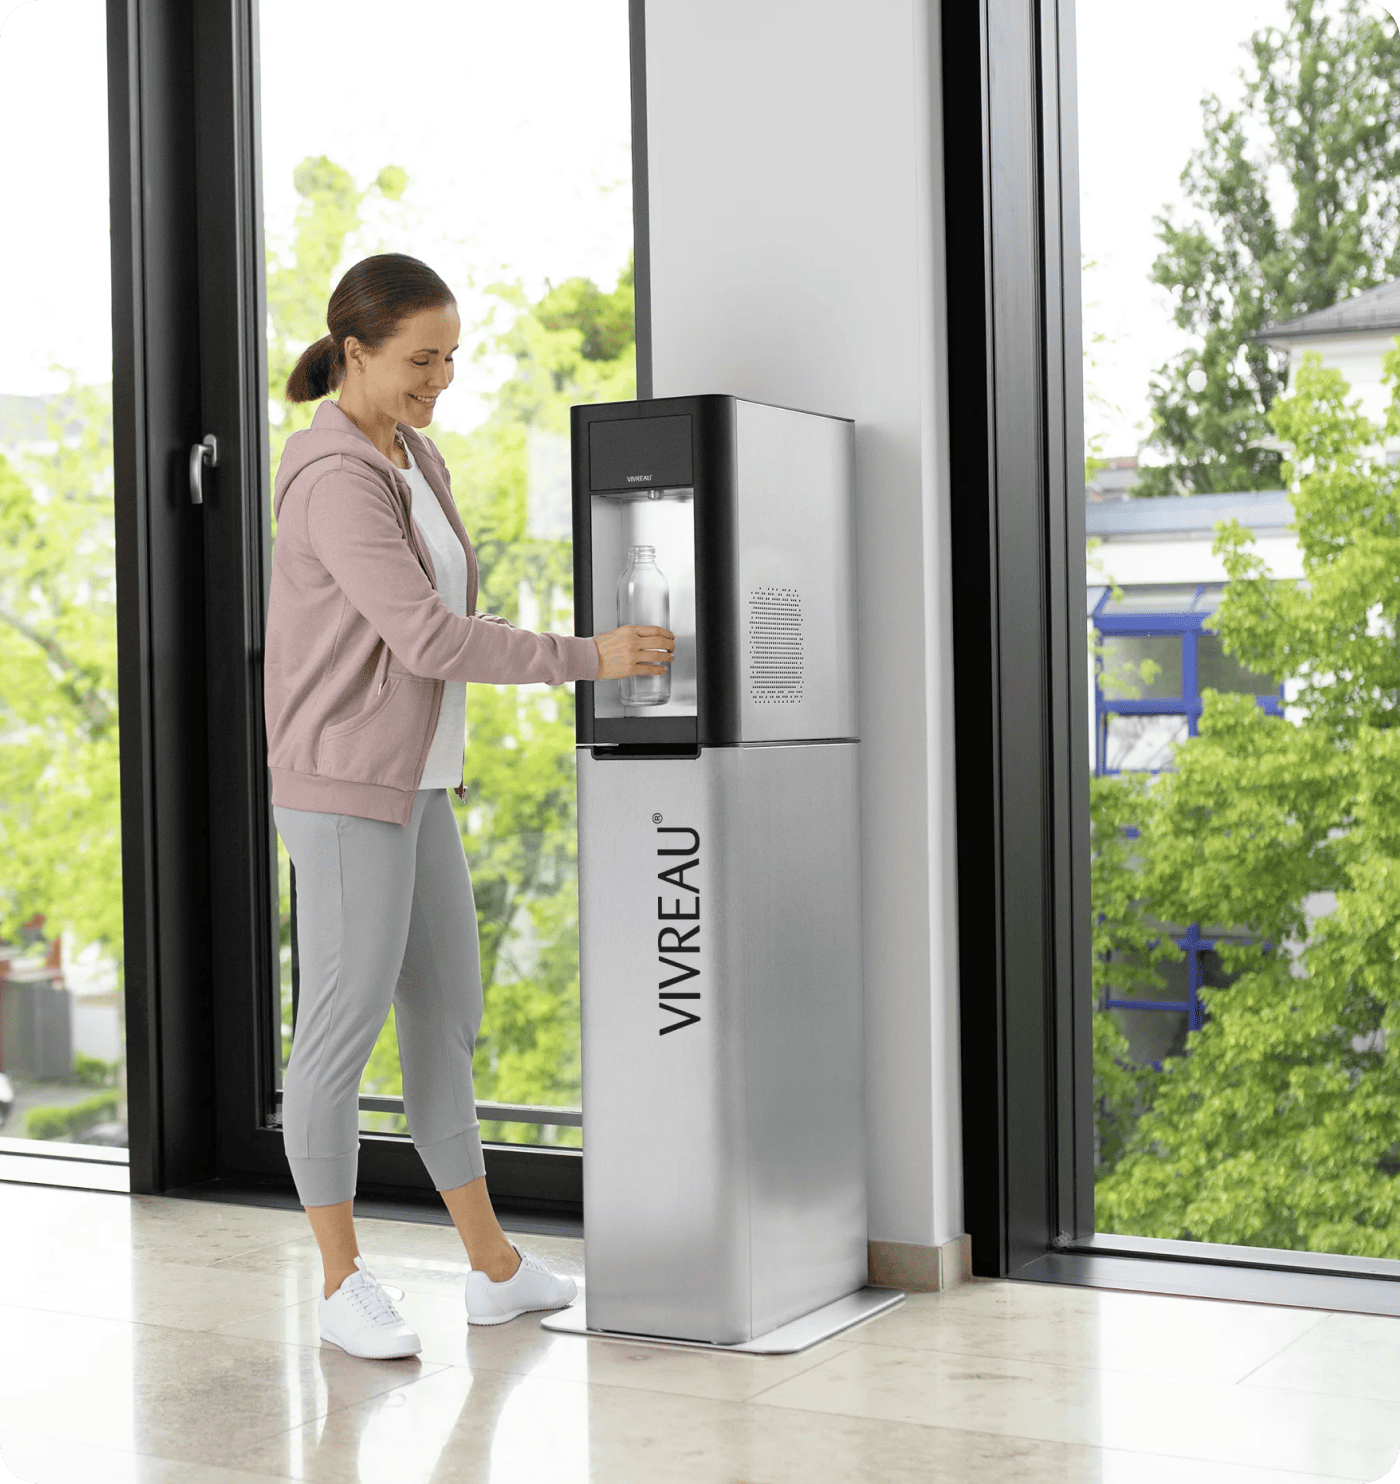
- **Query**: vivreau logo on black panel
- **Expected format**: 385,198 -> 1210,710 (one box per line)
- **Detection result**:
656,824 -> 700,1035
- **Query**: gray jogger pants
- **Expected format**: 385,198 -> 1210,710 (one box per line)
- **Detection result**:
274,788 -> 486,1208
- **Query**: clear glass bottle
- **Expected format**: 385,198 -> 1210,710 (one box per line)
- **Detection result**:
616,544 -> 671,707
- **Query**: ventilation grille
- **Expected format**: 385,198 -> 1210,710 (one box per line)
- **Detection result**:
749,586 -> 804,704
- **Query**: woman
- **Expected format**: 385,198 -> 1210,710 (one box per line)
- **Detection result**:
265,252 -> 672,1359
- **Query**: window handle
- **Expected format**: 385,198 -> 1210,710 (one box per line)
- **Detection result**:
189,434 -> 218,505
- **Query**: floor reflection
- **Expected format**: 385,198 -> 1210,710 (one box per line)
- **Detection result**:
8,1182 -> 1400,1482
489,1363 -> 587,1484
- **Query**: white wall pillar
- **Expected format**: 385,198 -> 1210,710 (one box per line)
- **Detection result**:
644,0 -> 964,1257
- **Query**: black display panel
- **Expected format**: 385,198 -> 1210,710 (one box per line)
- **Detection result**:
589,414 -> 693,492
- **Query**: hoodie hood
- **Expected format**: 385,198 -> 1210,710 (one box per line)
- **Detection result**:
273,400 -> 408,520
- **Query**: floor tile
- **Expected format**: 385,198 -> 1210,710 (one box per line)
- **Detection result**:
750,1339 -> 1400,1477
225,1364 -> 1373,1484
0,1183 -> 310,1273
8,1185 -> 1398,1483
225,1363 -> 1039,1483
10,1254 -> 320,1331
0,1304 -> 443,1469
122,1195 -> 317,1262
2,1180 -> 134,1271
0,1429 -> 281,1484
1078,1459 -> 1384,1484
211,1234 -> 472,1291
461,1312 -> 854,1403
1242,1312 -> 1400,1402
853,1282 -> 1326,1384
221,1280 -> 852,1405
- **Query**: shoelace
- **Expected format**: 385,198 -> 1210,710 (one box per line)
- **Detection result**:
516,1249 -> 552,1277
343,1266 -> 406,1328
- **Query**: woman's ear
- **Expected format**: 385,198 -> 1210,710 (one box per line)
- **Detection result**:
343,336 -> 366,377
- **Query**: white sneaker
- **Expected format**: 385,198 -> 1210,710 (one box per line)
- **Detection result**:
465,1244 -> 578,1325
319,1257 -> 422,1359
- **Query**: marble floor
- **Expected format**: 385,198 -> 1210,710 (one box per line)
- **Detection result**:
2,1181 -> 1400,1483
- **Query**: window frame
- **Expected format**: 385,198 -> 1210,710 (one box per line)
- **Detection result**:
947,0 -> 1400,1307
944,0 -> 1095,1276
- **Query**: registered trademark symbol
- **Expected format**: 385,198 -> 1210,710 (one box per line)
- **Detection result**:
652,812 -> 663,824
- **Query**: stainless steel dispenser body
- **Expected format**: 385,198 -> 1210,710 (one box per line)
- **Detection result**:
573,395 -> 864,1344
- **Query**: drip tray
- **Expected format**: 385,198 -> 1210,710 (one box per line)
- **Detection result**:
540,1285 -> 905,1355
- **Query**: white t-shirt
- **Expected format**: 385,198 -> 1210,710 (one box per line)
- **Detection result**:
401,439 -> 468,789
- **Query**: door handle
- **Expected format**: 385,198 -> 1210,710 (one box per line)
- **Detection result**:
189,434 -> 218,505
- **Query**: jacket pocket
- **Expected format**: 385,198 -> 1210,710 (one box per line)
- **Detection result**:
316,675 -> 438,790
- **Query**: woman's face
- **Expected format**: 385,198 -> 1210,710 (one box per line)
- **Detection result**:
347,303 -> 460,428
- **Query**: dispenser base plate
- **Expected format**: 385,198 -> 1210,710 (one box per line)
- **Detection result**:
539,1285 -> 905,1354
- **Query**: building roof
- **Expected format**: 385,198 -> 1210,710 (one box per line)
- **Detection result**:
1256,277 -> 1400,344
1086,489 -> 1292,538
1087,457 -> 1140,500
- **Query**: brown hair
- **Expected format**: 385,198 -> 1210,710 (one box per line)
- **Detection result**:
285,253 -> 456,403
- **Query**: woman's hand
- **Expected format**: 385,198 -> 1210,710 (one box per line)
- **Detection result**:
594,626 -> 675,680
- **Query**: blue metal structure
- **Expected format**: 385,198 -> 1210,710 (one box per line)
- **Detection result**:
1092,584 -> 1284,776
1092,583 -> 1284,1049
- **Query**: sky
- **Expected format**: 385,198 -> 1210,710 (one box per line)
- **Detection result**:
0,0 -> 633,433
4,0 -> 1399,446
0,0 -> 111,396
1077,0 -> 1400,457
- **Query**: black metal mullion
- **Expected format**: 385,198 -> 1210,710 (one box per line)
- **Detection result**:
944,0 -> 1007,1278
189,0 -> 281,1185
1039,0 -> 1095,1243
108,0 -> 215,1194
947,0 -> 1088,1275
107,0 -> 158,1193
629,0 -> 652,400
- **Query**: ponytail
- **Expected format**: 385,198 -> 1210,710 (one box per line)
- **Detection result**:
284,254 -> 456,405
286,334 -> 343,403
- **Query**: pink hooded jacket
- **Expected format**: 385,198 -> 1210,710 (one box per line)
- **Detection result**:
264,400 -> 598,825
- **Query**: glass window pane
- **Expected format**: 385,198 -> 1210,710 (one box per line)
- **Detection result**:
1103,715 -> 1188,773
1098,634 -> 1183,700
1197,633 -> 1277,695
0,0 -> 126,1157
1108,1007 -> 1189,1067
260,1 -> 633,1151
1076,0 -> 1393,1255
1104,949 -> 1190,1004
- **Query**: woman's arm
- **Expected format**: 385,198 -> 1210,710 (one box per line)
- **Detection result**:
306,468 -> 599,685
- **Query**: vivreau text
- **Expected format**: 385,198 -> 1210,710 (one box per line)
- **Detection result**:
657,825 -> 700,1035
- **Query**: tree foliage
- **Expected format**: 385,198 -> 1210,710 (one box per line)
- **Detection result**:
1089,774 -> 1175,1173
0,382 -> 122,955
1097,353 -> 1400,1253
1139,0 -> 1400,496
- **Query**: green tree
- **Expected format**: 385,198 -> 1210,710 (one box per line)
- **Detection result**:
429,264 -> 636,1143
1089,773 -> 1172,1173
0,380 -> 123,954
1097,351 -> 1400,1253
1138,0 -> 1400,497
265,156 -> 636,1145
266,156 -> 408,496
